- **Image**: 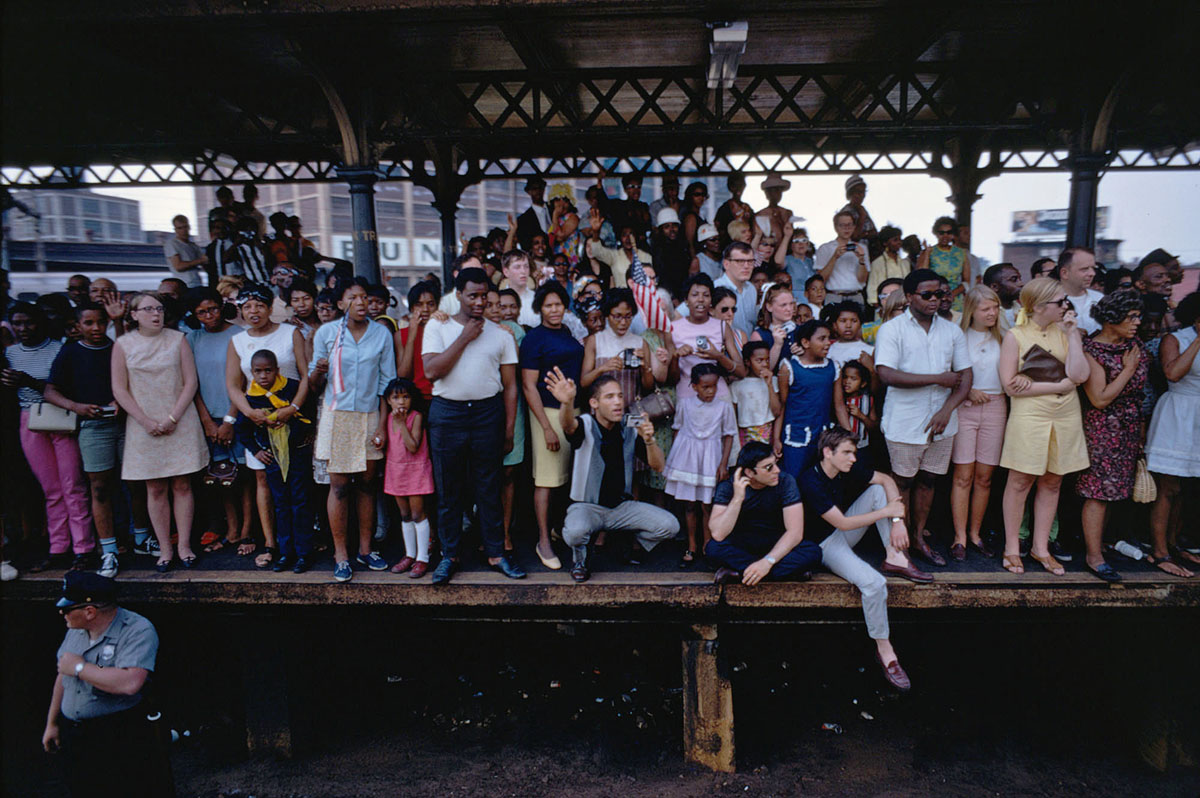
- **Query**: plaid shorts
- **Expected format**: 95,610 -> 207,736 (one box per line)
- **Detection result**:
885,436 -> 954,478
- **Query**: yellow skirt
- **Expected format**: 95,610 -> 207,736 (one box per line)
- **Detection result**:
529,407 -> 574,488
315,408 -> 383,475
999,393 -> 1089,476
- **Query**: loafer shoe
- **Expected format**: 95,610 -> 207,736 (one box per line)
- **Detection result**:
912,538 -> 946,567
881,560 -> 934,584
391,556 -> 416,574
292,556 -> 312,574
949,543 -> 967,562
490,555 -> 526,580
876,651 -> 911,692
431,557 -> 458,585
1087,561 -> 1122,582
713,567 -> 741,585
273,555 -> 292,573
408,560 -> 429,579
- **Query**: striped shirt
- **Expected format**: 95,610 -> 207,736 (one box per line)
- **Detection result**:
5,339 -> 63,408
235,241 -> 272,284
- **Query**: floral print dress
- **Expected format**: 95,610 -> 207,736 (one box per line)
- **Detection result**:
1076,337 -> 1150,501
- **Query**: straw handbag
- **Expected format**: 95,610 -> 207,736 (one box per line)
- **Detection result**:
1132,458 -> 1156,504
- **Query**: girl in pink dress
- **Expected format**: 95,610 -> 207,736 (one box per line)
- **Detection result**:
382,378 -> 434,578
664,364 -> 737,566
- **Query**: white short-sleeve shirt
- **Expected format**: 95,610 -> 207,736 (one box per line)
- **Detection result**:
814,239 -> 867,292
422,317 -> 518,401
874,310 -> 972,444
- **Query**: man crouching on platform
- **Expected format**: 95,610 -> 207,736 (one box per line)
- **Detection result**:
705,441 -> 823,585
545,367 -> 679,583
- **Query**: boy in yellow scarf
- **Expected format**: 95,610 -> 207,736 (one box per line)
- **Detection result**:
235,349 -> 313,573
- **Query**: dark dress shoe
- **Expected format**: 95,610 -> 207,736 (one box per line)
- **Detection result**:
876,651 -> 911,692
431,557 -> 459,585
408,560 -> 429,579
912,538 -> 946,567
949,543 -> 967,562
968,539 -> 994,558
292,556 -> 312,574
273,555 -> 292,573
881,560 -> 934,583
1087,561 -> 1122,582
490,555 -> 526,579
571,562 -> 590,582
713,567 -> 741,585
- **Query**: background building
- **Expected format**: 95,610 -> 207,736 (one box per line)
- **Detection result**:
6,188 -> 144,244
1001,207 -> 1121,277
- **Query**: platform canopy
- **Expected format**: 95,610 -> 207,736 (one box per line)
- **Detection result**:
4,0 -> 1199,187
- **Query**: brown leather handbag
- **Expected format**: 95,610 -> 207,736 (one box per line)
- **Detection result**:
1019,344 -> 1067,383
628,389 -> 675,422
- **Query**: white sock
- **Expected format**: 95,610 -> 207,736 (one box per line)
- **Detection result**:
415,519 -> 431,563
401,520 -> 417,558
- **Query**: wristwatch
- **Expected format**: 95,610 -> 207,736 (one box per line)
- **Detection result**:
765,555 -> 777,566
890,517 -> 903,524
222,415 -> 237,424
74,661 -> 85,676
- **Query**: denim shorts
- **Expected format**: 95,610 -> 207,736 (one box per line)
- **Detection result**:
78,417 -> 124,474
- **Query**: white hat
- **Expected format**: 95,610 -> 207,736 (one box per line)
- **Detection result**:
697,223 -> 718,242
656,207 -> 681,227
845,174 -> 865,192
760,173 -> 791,191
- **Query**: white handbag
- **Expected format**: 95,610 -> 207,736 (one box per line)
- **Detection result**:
27,402 -> 78,433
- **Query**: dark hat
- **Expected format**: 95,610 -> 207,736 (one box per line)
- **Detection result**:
660,174 -> 680,187
56,571 -> 118,609
1139,248 -> 1178,268
523,176 -> 546,191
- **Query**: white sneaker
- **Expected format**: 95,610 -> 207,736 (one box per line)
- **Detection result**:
0,561 -> 17,582
98,552 -> 119,579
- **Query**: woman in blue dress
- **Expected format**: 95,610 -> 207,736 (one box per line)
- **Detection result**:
774,319 -> 846,478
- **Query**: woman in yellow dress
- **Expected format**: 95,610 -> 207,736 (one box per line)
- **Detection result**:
997,278 -> 1090,575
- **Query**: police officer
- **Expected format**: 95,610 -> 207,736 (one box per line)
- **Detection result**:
41,571 -> 172,797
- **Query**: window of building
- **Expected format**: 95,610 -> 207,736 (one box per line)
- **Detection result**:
59,196 -> 77,216
81,198 -> 101,217
82,219 -> 102,241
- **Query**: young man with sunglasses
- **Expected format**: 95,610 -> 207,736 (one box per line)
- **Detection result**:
874,269 -> 973,567
43,571 -> 170,797
705,441 -> 823,585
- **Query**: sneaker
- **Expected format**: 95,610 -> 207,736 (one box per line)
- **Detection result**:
133,537 -> 161,557
356,552 -> 388,571
0,561 -> 17,582
98,552 -> 119,579
1048,540 -> 1072,562
333,560 -> 353,582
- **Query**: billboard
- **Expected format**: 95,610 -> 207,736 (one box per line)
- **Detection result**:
332,235 -> 443,268
1010,208 -> 1109,239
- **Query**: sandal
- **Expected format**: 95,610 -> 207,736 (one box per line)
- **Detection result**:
1029,551 -> 1065,576
678,550 -> 695,569
1147,552 -> 1194,578
1002,554 -> 1024,575
204,536 -> 239,554
1169,545 -> 1200,566
199,531 -> 222,547
1086,561 -> 1121,582
255,547 -> 277,569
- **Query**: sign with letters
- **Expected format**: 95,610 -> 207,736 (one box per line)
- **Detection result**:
332,235 -> 443,267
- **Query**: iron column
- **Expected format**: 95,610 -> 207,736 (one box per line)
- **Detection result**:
1066,152 -> 1108,249
338,166 -> 381,282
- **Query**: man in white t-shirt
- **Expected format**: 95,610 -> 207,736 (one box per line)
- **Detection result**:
422,267 -> 524,585
163,214 -> 208,288
1054,248 -> 1102,335
815,210 -> 868,305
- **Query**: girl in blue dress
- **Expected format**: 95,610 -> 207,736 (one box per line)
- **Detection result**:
774,319 -> 842,478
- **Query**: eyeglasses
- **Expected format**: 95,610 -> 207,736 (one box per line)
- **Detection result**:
935,229 -> 954,235
1043,297 -> 1071,307
752,461 -> 779,472
914,290 -> 948,300
194,306 -> 221,316
58,604 -> 93,616
609,313 -> 634,322
134,305 -> 164,314
727,258 -> 756,265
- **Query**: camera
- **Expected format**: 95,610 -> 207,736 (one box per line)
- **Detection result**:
695,335 -> 710,351
622,348 -> 642,368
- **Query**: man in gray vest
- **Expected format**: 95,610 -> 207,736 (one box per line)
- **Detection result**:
545,368 -> 679,583
42,571 -> 171,797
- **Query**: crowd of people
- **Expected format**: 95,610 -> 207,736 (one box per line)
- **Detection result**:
3,174 -> 1198,690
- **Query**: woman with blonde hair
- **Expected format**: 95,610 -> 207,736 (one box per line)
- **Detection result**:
996,277 -> 1090,575
948,285 -> 1010,560
879,288 -> 907,323
749,283 -> 797,370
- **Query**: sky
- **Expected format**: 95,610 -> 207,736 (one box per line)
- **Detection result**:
92,169 -> 1199,266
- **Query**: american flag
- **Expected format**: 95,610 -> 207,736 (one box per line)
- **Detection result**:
628,248 -> 672,333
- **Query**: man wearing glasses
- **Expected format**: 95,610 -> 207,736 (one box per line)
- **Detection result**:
706,441 -> 822,585
816,210 -> 869,307
42,571 -> 170,796
874,269 -> 973,567
715,241 -> 761,337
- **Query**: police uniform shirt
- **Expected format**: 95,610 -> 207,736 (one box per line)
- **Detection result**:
56,608 -> 158,721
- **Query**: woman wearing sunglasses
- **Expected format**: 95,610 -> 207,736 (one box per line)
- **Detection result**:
917,216 -> 970,314
996,277 -> 1090,575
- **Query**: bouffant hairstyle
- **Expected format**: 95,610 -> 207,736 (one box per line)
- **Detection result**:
1089,288 -> 1143,327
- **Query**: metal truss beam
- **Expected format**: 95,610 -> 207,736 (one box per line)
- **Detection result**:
4,144 -> 1198,190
